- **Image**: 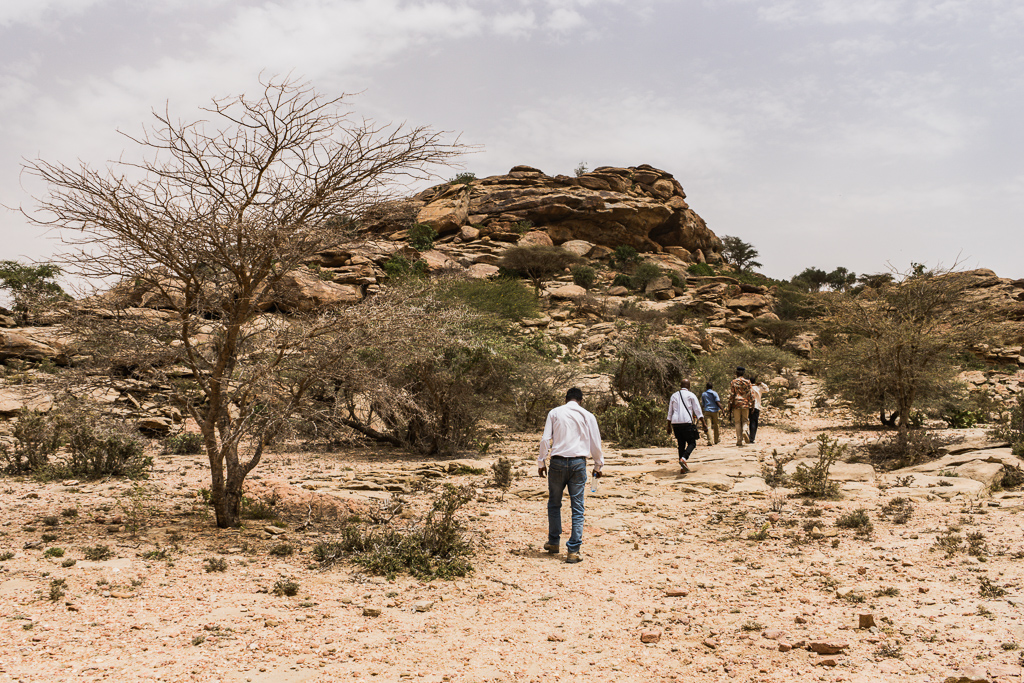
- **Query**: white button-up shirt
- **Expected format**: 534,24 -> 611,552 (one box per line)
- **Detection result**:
667,388 -> 703,424
538,401 -> 604,472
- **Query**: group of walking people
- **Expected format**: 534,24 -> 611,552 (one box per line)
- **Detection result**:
667,366 -> 768,472
535,368 -> 769,564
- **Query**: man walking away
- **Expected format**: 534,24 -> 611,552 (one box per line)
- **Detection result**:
538,388 -> 604,564
667,379 -> 705,472
749,376 -> 768,444
729,367 -> 754,448
700,382 -> 722,445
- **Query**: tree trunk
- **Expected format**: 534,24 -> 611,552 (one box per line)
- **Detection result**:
213,478 -> 243,528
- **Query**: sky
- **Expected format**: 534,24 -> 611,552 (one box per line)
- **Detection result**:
1,0 -> 1022,288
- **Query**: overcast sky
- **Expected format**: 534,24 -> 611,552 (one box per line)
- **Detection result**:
2,0 -> 1022,285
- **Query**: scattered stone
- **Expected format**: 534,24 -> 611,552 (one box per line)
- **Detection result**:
413,601 -> 434,613
264,525 -> 286,535
664,589 -> 689,597
817,658 -> 839,667
943,667 -> 992,683
858,614 -> 875,629
807,640 -> 849,655
548,634 -> 565,642
703,638 -> 719,649
362,608 -> 382,618
640,630 -> 662,644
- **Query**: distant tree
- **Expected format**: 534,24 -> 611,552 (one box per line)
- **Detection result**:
0,261 -> 68,321
856,272 -> 895,289
817,265 -> 985,430
24,77 -> 463,528
498,245 -> 579,294
792,267 -> 829,292
720,236 -> 762,272
825,267 -> 857,292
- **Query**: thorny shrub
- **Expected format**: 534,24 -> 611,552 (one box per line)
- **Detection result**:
868,429 -> 959,471
791,434 -> 844,499
490,457 -> 513,501
880,496 -> 914,524
312,484 -> 474,580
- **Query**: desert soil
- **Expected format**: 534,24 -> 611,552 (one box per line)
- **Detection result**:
1,417 -> 1023,683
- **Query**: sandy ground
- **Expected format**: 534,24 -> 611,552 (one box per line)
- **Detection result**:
1,419 -> 1023,683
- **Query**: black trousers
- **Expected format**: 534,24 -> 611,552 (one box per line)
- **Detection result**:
672,423 -> 699,461
749,408 -> 761,443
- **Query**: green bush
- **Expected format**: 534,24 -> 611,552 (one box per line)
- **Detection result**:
633,262 -> 663,291
448,172 -> 476,185
313,485 -> 474,580
791,434 -> 843,499
64,423 -> 151,480
498,245 -> 578,293
612,333 -> 694,403
272,579 -> 300,596
611,274 -> 635,289
83,545 -> 113,561
612,246 -> 639,269
571,265 -> 597,289
408,223 -> 438,252
203,556 -> 228,572
880,496 -> 914,524
163,432 -> 204,455
383,254 -> 428,280
597,397 -> 671,448
942,408 -> 982,429
687,263 -> 714,277
835,508 -> 873,536
434,277 -> 538,321
667,272 -> 685,290
241,493 -> 279,521
0,409 -> 64,474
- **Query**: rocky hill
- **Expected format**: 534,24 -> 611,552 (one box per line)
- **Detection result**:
3,164 -> 1024,430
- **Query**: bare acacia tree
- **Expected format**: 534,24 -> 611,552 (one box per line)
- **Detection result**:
24,78 -> 463,527
817,265 -> 987,430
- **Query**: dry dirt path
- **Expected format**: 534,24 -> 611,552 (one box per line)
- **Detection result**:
1,425 -> 1023,683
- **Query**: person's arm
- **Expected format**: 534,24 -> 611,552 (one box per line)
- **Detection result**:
588,414 -> 604,476
538,412 -> 553,476
689,393 -> 705,427
666,392 -> 677,434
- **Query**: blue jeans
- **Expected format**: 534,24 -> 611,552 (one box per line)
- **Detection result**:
547,457 -> 587,553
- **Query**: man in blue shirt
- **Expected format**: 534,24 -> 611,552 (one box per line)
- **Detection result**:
700,382 -> 722,445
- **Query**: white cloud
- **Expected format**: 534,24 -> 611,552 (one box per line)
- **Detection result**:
0,0 -> 107,28
492,10 -> 537,36
544,7 -> 587,32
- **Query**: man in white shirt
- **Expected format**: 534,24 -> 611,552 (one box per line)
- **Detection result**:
749,377 -> 769,444
666,379 -> 705,473
538,387 -> 604,564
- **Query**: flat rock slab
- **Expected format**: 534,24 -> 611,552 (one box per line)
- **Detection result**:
674,471 -> 734,491
730,477 -> 771,494
784,460 -> 876,482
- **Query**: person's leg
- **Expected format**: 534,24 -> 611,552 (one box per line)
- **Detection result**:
566,459 -> 587,554
709,412 -> 720,444
733,409 -> 743,446
672,423 -> 686,459
749,408 -> 760,443
547,459 -> 568,549
681,427 -> 697,460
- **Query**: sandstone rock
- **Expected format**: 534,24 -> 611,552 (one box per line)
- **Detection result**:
270,269 -> 362,312
0,329 -> 70,364
607,286 -> 629,297
943,666 -> 992,682
807,640 -> 849,655
413,600 -> 434,612
518,231 -> 554,247
417,249 -> 461,273
560,240 -> 595,257
416,184 -> 470,235
664,588 -> 689,597
645,276 -> 675,299
362,607 -> 382,617
136,415 -> 172,436
466,264 -> 500,279
547,284 -> 587,300
548,634 -> 565,642
458,225 -> 480,241
640,630 -> 662,644
0,387 -> 55,416
858,613 -> 875,629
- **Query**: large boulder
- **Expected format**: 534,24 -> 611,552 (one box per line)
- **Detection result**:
392,164 -> 722,259
0,387 -> 55,417
269,269 -> 363,312
0,328 -> 73,364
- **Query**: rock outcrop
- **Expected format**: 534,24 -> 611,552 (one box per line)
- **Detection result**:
363,164 -> 723,261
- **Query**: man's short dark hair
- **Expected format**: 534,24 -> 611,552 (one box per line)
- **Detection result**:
706,382 -> 713,390
566,387 -> 583,403
736,366 -> 746,376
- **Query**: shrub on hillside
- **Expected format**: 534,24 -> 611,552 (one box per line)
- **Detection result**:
408,223 -> 437,251
498,245 -> 579,293
633,262 -> 663,291
868,429 -> 960,470
597,397 -> 671,448
163,432 -> 204,455
687,263 -> 714,277
791,434 -> 844,499
612,246 -> 639,270
571,265 -> 597,289
434,277 -> 538,321
383,254 -> 427,280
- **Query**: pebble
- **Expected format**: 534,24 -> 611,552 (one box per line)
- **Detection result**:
362,608 -> 382,618
640,630 -> 662,644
